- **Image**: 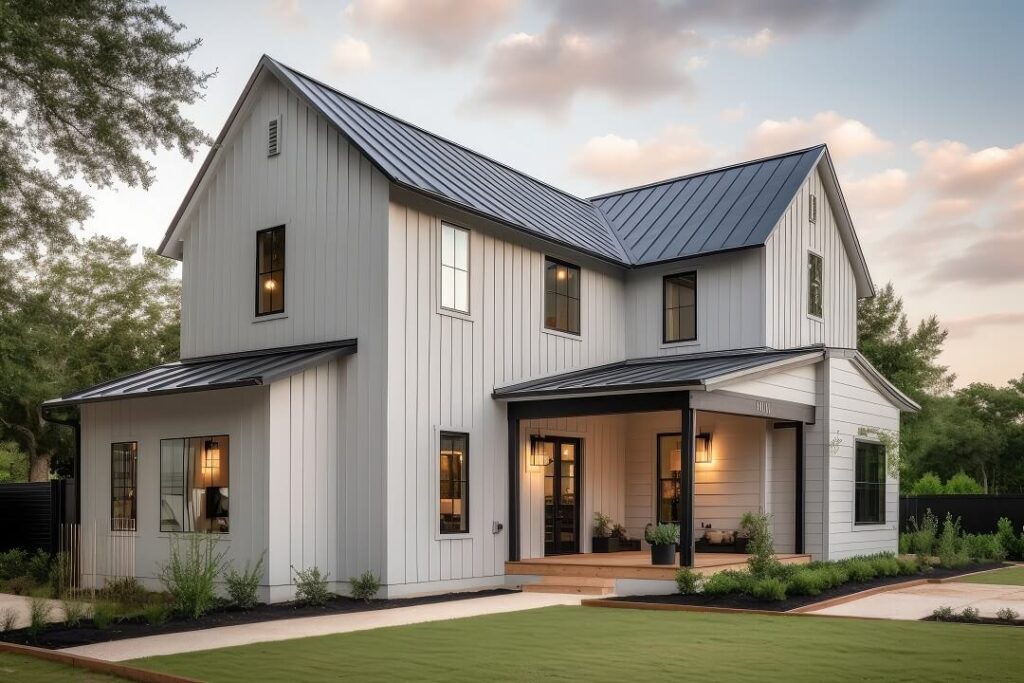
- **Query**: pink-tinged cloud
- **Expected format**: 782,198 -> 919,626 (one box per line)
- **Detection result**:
845,168 -> 911,210
730,28 -> 775,55
946,312 -> 1024,339
346,0 -> 518,62
570,126 -> 715,188
265,0 -> 307,30
931,205 -> 1024,285
913,140 -> 1024,198
747,111 -> 890,161
330,36 -> 372,72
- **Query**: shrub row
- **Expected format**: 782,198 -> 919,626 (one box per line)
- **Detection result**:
899,511 -> 1016,565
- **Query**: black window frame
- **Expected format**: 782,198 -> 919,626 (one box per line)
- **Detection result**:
159,435 -> 230,534
439,431 -> 470,535
854,440 -> 886,525
111,442 -> 138,532
662,272 -> 697,344
256,225 -> 286,317
656,432 -> 682,525
807,250 -> 823,318
543,256 -> 581,335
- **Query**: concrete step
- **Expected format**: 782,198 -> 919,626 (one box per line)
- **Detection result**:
522,578 -> 614,595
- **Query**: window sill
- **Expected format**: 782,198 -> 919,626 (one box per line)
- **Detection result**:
541,327 -> 581,341
806,313 -> 823,323
851,522 -> 890,531
435,531 -> 474,542
660,339 -> 699,350
437,307 -> 474,323
253,313 -> 288,324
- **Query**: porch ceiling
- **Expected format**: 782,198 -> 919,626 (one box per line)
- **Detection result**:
492,347 -> 823,401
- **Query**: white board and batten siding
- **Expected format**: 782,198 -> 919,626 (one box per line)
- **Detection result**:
384,197 -> 626,593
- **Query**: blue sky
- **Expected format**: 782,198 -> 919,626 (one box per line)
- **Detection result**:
82,0 -> 1024,385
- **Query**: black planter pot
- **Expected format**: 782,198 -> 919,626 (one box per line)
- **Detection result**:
650,542 -> 677,565
592,536 -> 620,553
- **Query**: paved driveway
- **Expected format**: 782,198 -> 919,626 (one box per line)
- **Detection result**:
808,581 -> 1024,620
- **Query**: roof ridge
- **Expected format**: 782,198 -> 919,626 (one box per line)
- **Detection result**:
589,144 -> 827,201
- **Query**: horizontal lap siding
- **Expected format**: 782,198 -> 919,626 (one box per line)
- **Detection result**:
386,200 -> 626,587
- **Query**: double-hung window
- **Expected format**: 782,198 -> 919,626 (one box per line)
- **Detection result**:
663,272 -> 696,343
111,442 -> 138,532
160,436 -> 230,533
256,226 -> 285,316
544,257 -> 580,334
439,432 -> 469,534
854,441 -> 886,525
440,223 -> 470,313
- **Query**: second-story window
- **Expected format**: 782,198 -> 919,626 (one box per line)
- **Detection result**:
256,226 -> 285,316
807,251 -> 823,318
544,257 -> 580,335
440,223 -> 469,313
663,272 -> 696,343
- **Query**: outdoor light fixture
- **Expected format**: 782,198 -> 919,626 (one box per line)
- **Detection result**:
529,435 -> 552,467
696,432 -> 712,464
203,439 -> 222,486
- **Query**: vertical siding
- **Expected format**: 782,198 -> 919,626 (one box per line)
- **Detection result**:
767,427 -> 797,552
385,200 -> 626,588
764,168 -> 858,349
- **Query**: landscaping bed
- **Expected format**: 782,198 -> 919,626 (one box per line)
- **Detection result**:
0,587 -> 517,649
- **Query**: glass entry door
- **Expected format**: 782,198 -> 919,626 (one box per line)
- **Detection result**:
542,437 -> 581,556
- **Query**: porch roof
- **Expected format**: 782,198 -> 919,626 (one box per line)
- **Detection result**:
492,347 -> 823,401
43,339 -> 357,408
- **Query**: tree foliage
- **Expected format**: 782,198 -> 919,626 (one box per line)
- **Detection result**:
0,0 -> 212,254
0,237 -> 180,479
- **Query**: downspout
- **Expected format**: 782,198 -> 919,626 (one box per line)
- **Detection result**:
40,406 -> 81,523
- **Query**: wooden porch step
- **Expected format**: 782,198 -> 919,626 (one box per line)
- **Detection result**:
522,577 -> 615,596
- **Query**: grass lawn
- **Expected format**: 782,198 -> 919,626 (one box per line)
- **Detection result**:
133,605 -> 1020,682
956,565 -> 1024,585
0,651 -> 123,682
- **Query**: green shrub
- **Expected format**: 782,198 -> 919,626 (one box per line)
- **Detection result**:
766,562 -> 799,582
909,472 -> 944,496
0,607 -> 17,632
158,533 -> 228,619
62,600 -> 88,628
102,576 -> 147,607
936,513 -> 969,568
895,556 -> 920,576
0,548 -> 28,580
959,606 -> 980,622
293,565 -> 331,606
92,602 -> 116,629
943,471 -> 984,494
26,550 -> 52,584
644,523 -> 679,546
143,603 -> 172,626
702,571 -> 743,596
905,510 -> 938,556
749,577 -> 787,601
6,575 -> 34,595
898,533 -> 911,555
842,559 -> 877,582
787,568 -> 830,596
932,605 -> 955,621
962,533 -> 1006,562
225,554 -> 265,610
349,570 -> 380,602
675,567 -> 701,595
49,552 -> 73,599
996,607 -> 1019,622
868,554 -> 901,577
27,597 -> 51,639
740,511 -> 778,578
996,518 -> 1023,560
592,512 -> 613,538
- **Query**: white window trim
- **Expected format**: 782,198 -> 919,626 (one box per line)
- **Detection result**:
806,248 -> 824,322
433,425 -> 474,541
437,222 -> 472,320
850,437 -> 893,532
539,253 -> 583,339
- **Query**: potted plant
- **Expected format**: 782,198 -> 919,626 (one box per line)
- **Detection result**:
645,523 -> 680,565
592,512 -> 619,553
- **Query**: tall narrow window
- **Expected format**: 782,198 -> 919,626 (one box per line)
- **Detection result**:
111,442 -> 137,532
439,432 -> 469,534
663,272 -> 697,343
544,257 -> 580,335
656,433 -> 682,525
440,223 -> 470,313
807,251 -> 823,318
855,441 -> 886,525
160,436 -> 230,533
256,226 -> 285,316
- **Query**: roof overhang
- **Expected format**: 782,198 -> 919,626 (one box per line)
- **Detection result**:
828,348 -> 921,412
813,149 -> 876,298
44,339 -> 357,408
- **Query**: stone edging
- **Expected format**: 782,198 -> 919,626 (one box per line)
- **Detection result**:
0,641 -> 201,683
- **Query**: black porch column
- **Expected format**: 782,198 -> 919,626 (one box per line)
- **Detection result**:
507,408 -> 521,562
795,423 -> 805,554
680,392 -> 695,567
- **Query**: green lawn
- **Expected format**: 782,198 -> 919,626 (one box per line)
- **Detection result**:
133,605 -> 1020,682
956,565 -> 1024,585
0,652 -> 123,682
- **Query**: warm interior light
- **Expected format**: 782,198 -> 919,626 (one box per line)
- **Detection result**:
264,279 -> 277,292
556,269 -> 567,280
530,436 -> 552,467
203,439 -> 221,487
669,448 -> 682,473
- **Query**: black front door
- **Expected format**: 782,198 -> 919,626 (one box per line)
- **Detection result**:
541,437 -> 581,556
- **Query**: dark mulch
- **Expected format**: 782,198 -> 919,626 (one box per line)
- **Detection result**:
604,563 -> 1007,613
0,588 -> 517,650
921,616 -> 1024,627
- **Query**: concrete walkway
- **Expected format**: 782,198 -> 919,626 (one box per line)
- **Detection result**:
62,591 -> 583,662
808,581 -> 1024,620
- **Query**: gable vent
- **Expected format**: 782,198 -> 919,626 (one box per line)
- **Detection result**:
267,117 -> 280,157
808,194 -> 817,223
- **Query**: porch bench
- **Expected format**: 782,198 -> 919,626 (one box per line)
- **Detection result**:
694,529 -> 749,554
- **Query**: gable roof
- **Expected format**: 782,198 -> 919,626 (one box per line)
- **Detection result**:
160,56 -> 873,294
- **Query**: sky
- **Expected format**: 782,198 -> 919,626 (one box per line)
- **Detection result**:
80,0 -> 1024,387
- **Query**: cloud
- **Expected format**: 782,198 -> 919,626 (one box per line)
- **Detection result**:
913,140 -> 1024,200
844,169 -> 911,211
730,28 -> 774,54
330,36 -> 373,72
570,126 -> 715,188
747,111 -> 890,160
719,104 -> 748,123
929,205 -> 1024,286
946,312 -> 1024,340
346,0 -> 517,62
265,0 -> 307,30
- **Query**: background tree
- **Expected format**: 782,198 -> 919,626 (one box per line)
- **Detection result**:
0,0 -> 212,254
0,237 -> 180,480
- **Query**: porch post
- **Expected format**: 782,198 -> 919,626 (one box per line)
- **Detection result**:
795,423 -> 805,554
680,392 -> 695,567
507,408 -> 521,562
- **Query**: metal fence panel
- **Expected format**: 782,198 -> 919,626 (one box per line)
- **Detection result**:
900,494 -> 1024,533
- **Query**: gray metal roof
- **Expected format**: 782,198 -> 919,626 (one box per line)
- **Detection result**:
265,58 -> 628,264
493,348 -> 823,400
591,147 -> 824,265
44,340 -> 356,408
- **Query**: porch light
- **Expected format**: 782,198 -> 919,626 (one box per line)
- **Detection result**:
203,439 -> 222,486
529,436 -> 551,467
696,432 -> 712,464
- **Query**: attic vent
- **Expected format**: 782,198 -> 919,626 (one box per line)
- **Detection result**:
808,194 -> 817,223
267,117 -> 280,157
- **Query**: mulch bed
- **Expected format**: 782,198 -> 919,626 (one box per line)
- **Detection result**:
921,616 -> 1024,627
602,563 -> 1007,613
0,588 -> 517,650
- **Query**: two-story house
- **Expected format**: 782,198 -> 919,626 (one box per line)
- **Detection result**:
45,56 -> 917,601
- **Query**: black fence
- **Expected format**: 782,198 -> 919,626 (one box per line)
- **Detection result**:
900,494 -> 1024,534
0,480 -> 76,554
